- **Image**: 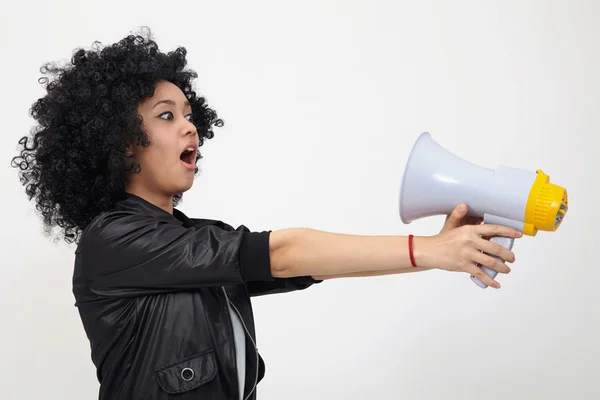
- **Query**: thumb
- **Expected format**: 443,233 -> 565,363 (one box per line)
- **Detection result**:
444,204 -> 468,228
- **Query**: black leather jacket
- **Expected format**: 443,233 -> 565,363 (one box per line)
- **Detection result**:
72,193 -> 321,399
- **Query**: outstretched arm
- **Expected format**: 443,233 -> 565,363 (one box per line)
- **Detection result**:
308,205 -> 477,280
269,229 -> 421,278
268,205 -> 522,288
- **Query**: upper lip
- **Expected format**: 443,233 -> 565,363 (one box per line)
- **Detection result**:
182,141 -> 198,155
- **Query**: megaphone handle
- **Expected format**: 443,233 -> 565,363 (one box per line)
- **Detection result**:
470,235 -> 515,288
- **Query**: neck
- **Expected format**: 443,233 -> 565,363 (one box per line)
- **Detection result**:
125,183 -> 174,215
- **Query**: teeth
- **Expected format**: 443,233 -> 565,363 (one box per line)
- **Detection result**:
186,147 -> 194,152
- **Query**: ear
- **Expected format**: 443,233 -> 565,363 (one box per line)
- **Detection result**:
125,142 -> 134,157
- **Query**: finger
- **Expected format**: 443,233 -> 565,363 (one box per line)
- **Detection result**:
471,250 -> 511,274
467,263 -> 501,288
476,224 -> 523,239
476,238 -> 516,263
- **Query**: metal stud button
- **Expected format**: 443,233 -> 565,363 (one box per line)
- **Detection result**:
181,367 -> 194,381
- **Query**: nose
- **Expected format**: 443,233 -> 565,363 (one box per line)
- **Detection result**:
184,119 -> 198,137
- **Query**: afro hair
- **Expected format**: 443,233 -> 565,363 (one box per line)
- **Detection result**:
11,28 -> 224,244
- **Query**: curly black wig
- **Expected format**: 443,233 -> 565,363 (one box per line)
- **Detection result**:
11,28 -> 224,245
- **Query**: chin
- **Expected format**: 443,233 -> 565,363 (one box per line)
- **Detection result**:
180,179 -> 196,193
176,184 -> 194,195
171,172 -> 197,196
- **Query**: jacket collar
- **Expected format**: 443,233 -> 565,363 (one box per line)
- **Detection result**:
116,192 -> 194,228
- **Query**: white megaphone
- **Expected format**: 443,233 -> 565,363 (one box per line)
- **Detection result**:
399,132 -> 568,288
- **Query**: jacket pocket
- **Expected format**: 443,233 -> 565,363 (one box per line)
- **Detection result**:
154,350 -> 217,394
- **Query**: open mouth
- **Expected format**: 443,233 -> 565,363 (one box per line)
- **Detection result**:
180,148 -> 196,167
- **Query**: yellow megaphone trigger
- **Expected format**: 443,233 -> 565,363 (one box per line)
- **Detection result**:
523,169 -> 569,236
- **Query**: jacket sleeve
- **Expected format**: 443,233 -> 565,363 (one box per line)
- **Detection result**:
189,218 -> 323,297
245,276 -> 323,297
77,211 -> 274,297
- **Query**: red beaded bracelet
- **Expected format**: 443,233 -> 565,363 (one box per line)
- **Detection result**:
408,234 -> 417,268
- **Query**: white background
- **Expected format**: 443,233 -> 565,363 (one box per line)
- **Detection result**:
1,1 -> 598,399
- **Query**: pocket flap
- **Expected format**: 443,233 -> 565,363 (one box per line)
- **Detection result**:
154,350 -> 217,394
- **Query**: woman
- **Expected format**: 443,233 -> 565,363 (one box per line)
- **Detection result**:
12,30 -> 521,399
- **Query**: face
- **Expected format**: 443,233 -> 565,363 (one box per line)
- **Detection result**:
127,80 -> 199,202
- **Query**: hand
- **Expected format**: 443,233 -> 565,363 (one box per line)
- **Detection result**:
414,204 -> 522,288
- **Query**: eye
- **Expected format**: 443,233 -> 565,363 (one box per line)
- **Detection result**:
157,111 -> 193,123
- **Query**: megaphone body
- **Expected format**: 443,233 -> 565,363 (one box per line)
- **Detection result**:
399,132 -> 568,288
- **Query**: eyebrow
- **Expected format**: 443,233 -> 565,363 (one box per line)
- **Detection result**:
152,99 -> 191,109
